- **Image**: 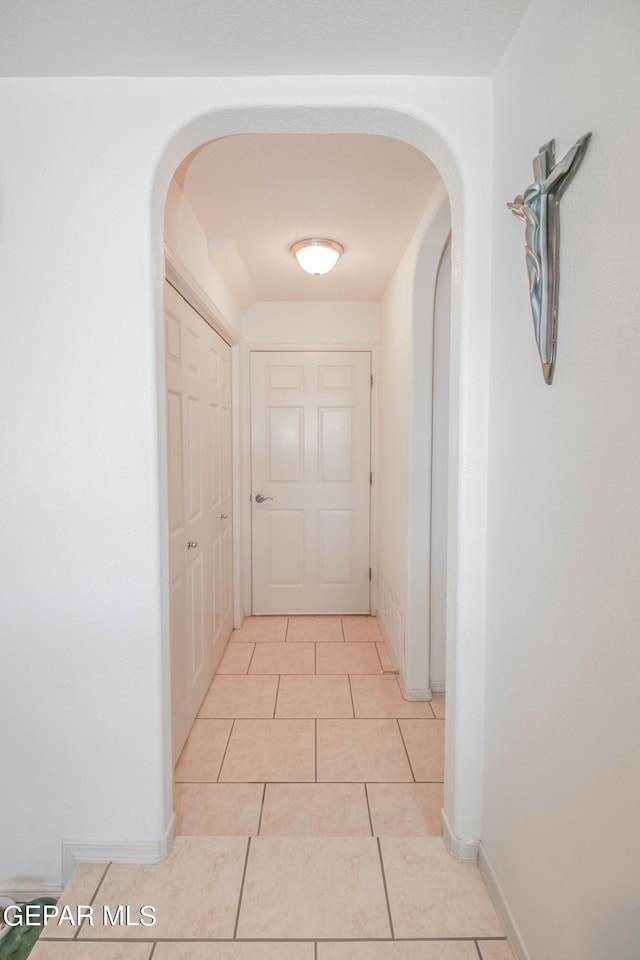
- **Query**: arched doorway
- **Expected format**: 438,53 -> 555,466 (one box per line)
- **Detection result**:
151,101 -> 489,860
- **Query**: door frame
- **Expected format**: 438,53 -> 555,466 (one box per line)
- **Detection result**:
242,342 -> 379,617
164,245 -> 244,631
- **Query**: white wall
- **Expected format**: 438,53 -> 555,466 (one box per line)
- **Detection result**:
0,76 -> 491,891
484,3 -> 640,958
430,239 -> 451,690
378,248 -> 413,630
244,301 -> 379,345
377,185 -> 451,696
165,179 -> 244,340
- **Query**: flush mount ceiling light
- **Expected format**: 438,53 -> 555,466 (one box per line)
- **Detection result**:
290,238 -> 344,276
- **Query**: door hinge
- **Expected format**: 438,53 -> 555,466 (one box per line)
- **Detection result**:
369,567 -> 372,581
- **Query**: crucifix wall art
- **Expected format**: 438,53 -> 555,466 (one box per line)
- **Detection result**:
507,133 -> 591,385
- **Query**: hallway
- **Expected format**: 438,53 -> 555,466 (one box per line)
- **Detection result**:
174,615 -> 444,834
34,618 -> 513,958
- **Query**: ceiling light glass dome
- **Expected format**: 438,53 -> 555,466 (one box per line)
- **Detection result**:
290,238 -> 344,275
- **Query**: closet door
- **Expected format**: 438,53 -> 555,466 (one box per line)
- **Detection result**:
165,280 -> 233,763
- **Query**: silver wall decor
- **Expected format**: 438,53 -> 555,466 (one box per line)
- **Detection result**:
507,133 -> 591,385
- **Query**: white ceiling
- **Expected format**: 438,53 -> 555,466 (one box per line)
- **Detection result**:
175,134 -> 442,303
0,0 -> 529,77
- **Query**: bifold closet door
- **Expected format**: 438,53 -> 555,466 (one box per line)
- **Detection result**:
165,280 -> 233,764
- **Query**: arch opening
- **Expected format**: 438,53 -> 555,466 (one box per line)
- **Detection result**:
151,101 -> 483,857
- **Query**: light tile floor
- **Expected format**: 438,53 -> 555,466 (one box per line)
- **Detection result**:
37,617 -> 514,959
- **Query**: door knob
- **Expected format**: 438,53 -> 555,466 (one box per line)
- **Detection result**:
219,513 -> 229,519
254,494 -> 273,503
187,540 -> 198,549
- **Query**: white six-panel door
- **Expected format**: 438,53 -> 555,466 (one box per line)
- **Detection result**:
165,281 -> 233,764
251,351 -> 371,614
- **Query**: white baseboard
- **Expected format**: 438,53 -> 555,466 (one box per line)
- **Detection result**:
374,613 -> 431,702
430,681 -> 446,693
479,844 -> 531,960
403,685 -> 433,702
376,613 -> 432,702
0,881 -> 63,901
61,813 -> 176,886
375,575 -> 405,679
375,611 -> 396,666
441,808 -> 480,862
375,614 -> 399,674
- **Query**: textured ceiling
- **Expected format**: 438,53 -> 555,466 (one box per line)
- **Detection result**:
175,134 -> 441,303
0,0 -> 529,77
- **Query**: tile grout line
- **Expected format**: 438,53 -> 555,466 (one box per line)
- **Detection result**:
396,719 -> 417,782
315,718 -> 318,782
285,617 -> 290,642
51,936 -> 500,944
347,674 -> 356,719
246,642 -> 258,674
373,639 -> 385,673
232,836 -> 252,940
315,941 -> 318,960
174,716 -> 442,722
257,782 -> 267,836
174,715 -> 442,723
73,861 -> 111,940
273,673 -> 282,719
173,778 -> 443,785
474,940 -> 484,959
173,778 -> 223,784
216,719 -> 236,782
364,782 -> 375,837
148,943 -> 158,959
340,617 -> 346,641
174,778 -> 442,784
376,837 -> 395,939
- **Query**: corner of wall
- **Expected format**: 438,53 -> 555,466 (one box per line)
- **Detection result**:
61,813 -> 176,888
441,808 -> 480,863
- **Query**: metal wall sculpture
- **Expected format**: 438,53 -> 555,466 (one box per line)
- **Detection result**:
508,133 -> 591,385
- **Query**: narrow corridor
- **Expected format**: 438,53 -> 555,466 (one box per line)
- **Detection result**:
34,617 -> 514,959
175,615 -> 444,837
